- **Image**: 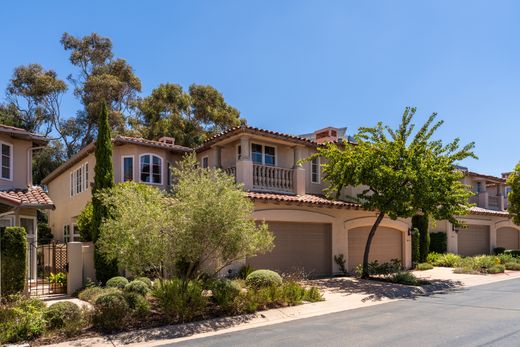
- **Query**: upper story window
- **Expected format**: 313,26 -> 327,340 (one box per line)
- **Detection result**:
1,142 -> 12,180
70,162 -> 89,196
140,154 -> 162,184
201,156 -> 209,168
122,156 -> 134,182
311,157 -> 320,184
251,143 -> 276,166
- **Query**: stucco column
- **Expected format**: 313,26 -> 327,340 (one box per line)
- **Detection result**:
497,184 -> 505,210
236,136 -> 253,190
490,223 -> 497,253
214,146 -> 222,168
293,145 -> 306,195
446,221 -> 459,254
478,180 -> 488,209
67,242 -> 83,295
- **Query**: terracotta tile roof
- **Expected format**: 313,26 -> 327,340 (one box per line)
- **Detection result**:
197,125 -> 318,152
247,191 -> 361,209
0,186 -> 54,209
0,124 -> 48,146
468,206 -> 510,217
466,171 -> 506,184
113,135 -> 192,153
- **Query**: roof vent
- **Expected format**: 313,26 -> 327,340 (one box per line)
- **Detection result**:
158,137 -> 175,145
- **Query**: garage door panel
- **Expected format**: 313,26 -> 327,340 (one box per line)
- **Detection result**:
247,222 -> 332,277
458,225 -> 490,256
348,226 -> 402,272
497,228 -> 520,250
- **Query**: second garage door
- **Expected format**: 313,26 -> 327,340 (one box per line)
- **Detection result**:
458,225 -> 490,256
247,222 -> 332,277
497,227 -> 520,250
348,226 -> 403,272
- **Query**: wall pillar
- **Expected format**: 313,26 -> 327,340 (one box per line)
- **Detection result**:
67,242 -> 83,295
490,223 -> 497,254
478,180 -> 488,209
236,136 -> 253,190
497,184 -> 505,210
293,145 -> 306,195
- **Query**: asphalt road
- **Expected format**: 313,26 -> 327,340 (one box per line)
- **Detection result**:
167,278 -> 520,347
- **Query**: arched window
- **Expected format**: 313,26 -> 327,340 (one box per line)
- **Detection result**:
140,154 -> 162,184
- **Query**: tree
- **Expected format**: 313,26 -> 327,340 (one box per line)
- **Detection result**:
310,107 -> 475,278
412,215 -> 430,263
77,202 -> 93,242
131,83 -> 243,147
91,103 -> 118,283
507,162 -> 520,225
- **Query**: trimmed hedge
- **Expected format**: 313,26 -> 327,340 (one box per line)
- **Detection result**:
412,215 -> 429,263
411,228 -> 420,264
124,280 -> 149,296
504,249 -> 520,257
246,270 -> 282,288
106,276 -> 129,289
0,227 -> 27,295
429,232 -> 447,254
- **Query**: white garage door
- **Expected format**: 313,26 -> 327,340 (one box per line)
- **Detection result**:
458,225 -> 490,256
247,222 -> 332,277
348,226 -> 403,272
497,227 -> 520,250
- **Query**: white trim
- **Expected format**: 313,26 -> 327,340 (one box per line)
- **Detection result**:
121,155 -> 135,182
201,156 -> 209,168
344,216 -> 409,233
253,208 -> 336,223
311,157 -> 321,184
138,153 -> 164,185
69,162 -> 89,196
251,142 -> 277,166
0,141 -> 13,181
0,215 -> 15,227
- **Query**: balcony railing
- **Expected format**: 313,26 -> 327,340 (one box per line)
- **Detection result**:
223,167 -> 236,179
253,164 -> 294,193
488,196 -> 499,210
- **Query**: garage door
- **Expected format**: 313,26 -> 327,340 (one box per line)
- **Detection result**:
497,227 -> 520,250
458,225 -> 490,256
247,222 -> 332,277
348,226 -> 403,272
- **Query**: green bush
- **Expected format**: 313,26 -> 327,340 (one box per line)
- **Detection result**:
134,276 -> 153,289
334,254 -> 347,274
430,232 -> 448,253
494,247 -> 506,255
504,249 -> 520,257
93,292 -> 130,331
78,286 -> 119,304
355,259 -> 402,276
412,215 -> 430,263
427,252 -> 461,267
44,301 -> 83,334
0,296 -> 46,344
124,280 -> 150,296
238,264 -> 254,279
303,287 -> 323,302
487,264 -> 505,274
106,276 -> 129,289
210,279 -> 242,312
497,253 -> 517,265
415,262 -> 434,271
453,255 -> 503,274
389,271 -> 426,286
123,292 -> 150,317
246,270 -> 283,288
505,262 -> 520,270
281,280 -> 305,305
0,227 -> 27,295
152,279 -> 208,322
411,228 -> 420,264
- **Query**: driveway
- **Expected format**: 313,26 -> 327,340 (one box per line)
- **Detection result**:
170,278 -> 520,347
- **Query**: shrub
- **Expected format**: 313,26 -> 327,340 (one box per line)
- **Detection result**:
303,287 -> 323,302
106,276 -> 129,289
504,249 -> 520,257
281,281 -> 305,305
238,264 -> 254,279
389,271 -> 426,286
505,262 -> 520,270
44,301 -> 82,334
487,264 -> 505,274
210,279 -> 242,312
494,247 -> 506,255
415,263 -> 434,271
355,259 -> 402,276
152,279 -> 208,322
78,286 -> 119,304
246,270 -> 283,288
497,253 -> 517,265
134,276 -> 153,289
334,254 -> 347,275
430,232 -> 448,253
473,255 -> 500,269
124,280 -> 150,296
123,292 -> 150,317
412,215 -> 430,263
93,292 -> 130,331
427,252 -> 461,267
0,296 -> 46,344
0,227 -> 27,295
411,228 -> 420,264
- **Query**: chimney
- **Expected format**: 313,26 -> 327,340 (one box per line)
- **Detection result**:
158,137 -> 175,145
313,127 -> 339,144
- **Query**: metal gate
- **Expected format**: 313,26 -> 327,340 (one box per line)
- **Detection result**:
27,241 -> 68,296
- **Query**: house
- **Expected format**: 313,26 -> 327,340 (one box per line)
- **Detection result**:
42,136 -> 192,242
430,169 -> 519,256
0,124 -> 54,242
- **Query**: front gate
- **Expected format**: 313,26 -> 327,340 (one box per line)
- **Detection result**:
27,241 -> 68,296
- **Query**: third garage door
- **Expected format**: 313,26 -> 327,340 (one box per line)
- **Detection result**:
348,226 -> 403,272
247,222 -> 332,277
458,225 -> 490,256
497,227 -> 520,250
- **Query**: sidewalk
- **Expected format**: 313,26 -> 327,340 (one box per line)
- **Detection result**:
51,268 -> 520,347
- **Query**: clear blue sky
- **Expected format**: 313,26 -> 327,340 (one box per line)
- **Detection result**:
1,0 -> 519,174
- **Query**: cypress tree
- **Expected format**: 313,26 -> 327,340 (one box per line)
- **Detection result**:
412,214 -> 430,263
91,103 -> 118,283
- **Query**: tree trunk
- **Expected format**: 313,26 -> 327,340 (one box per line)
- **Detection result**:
361,212 -> 385,279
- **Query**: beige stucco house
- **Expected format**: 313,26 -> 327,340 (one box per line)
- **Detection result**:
0,124 -> 54,243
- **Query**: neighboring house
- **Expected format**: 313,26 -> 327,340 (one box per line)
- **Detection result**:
430,169 -> 519,256
42,136 -> 191,243
0,124 -> 54,244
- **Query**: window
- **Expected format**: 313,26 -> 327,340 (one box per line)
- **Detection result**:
201,156 -> 209,168
70,163 -> 89,196
311,157 -> 320,184
1,143 -> 12,180
140,154 -> 162,184
72,224 -> 80,241
63,225 -> 70,243
237,145 -> 242,160
122,156 -> 134,182
251,144 -> 276,166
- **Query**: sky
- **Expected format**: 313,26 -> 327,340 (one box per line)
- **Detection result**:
0,0 -> 519,174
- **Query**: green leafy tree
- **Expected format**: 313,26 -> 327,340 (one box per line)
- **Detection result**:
77,202 -> 93,242
310,107 -> 475,278
507,162 -> 520,225
130,83 -> 243,147
91,103 -> 117,283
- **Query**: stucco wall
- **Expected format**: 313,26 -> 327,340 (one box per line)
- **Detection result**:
0,133 -> 34,190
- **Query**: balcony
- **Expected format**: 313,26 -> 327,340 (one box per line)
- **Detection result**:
253,164 -> 294,193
